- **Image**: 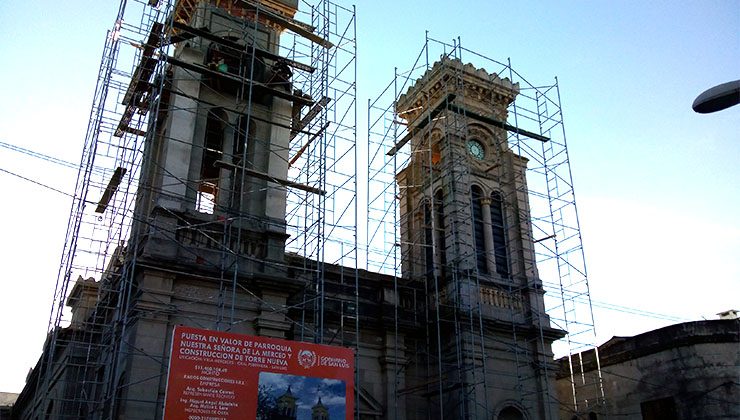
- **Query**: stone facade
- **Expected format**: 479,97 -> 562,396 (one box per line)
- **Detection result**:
13,2 -> 564,419
556,319 -> 740,419
0,393 -> 18,420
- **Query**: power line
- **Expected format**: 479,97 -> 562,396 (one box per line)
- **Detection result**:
0,146 -> 692,326
0,140 -> 79,170
590,299 -> 688,323
0,138 -> 692,326
0,167 -> 76,200
542,279 -> 689,323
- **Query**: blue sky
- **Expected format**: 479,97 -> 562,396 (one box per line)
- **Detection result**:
0,1 -> 738,392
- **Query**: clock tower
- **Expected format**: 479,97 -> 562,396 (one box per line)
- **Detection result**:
395,57 -> 562,419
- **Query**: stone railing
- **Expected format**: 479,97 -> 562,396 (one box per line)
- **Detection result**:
176,227 -> 266,258
426,284 -> 524,313
479,286 -> 523,312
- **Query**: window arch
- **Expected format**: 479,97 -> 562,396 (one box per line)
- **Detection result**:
202,109 -> 226,178
428,129 -> 443,166
197,109 -> 228,213
498,406 -> 525,420
471,185 -> 487,274
490,191 -> 509,277
204,41 -> 265,93
233,115 -> 255,165
434,189 -> 446,276
423,199 -> 434,279
229,115 -> 256,211
44,400 -> 54,419
423,190 -> 446,279
205,40 -> 265,80
431,142 -> 441,165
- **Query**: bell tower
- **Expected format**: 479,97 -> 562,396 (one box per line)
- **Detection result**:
396,57 -> 543,287
136,0 -> 307,269
395,57 -> 562,419
111,2 -> 315,416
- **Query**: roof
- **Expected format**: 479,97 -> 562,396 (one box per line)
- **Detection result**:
557,319 -> 740,378
0,392 -> 18,407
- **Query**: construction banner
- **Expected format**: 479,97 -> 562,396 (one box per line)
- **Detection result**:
164,325 -> 354,420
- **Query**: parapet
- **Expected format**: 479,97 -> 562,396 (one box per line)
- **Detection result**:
396,56 -> 519,125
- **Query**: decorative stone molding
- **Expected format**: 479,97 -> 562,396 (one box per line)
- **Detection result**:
395,56 -> 519,126
480,286 -> 524,312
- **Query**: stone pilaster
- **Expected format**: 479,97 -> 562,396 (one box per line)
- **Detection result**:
254,289 -> 292,338
380,333 -> 407,420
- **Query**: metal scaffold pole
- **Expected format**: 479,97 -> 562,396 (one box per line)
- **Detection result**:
24,1 -> 357,418
366,36 -> 604,419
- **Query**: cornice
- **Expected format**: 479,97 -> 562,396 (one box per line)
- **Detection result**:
396,56 -> 519,125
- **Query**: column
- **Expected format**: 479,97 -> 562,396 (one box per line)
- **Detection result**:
381,333 -> 407,420
480,198 -> 497,275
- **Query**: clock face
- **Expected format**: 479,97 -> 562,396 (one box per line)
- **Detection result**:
467,139 -> 485,160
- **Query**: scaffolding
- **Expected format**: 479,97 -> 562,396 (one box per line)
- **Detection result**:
366,37 -> 604,419
23,0 -> 357,418
15,1 -> 605,418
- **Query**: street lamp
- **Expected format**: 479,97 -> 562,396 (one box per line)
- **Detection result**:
692,80 -> 740,113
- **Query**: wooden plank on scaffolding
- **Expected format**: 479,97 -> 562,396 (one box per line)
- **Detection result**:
214,160 -> 325,195
169,21 -> 315,73
446,102 -> 550,142
172,0 -> 198,27
165,55 -> 314,106
115,22 -> 163,137
289,121 -> 330,166
386,94 -> 456,156
119,125 -> 147,137
290,96 -> 331,140
239,0 -> 333,48
95,167 -> 127,214
115,106 -> 136,137
122,22 -> 163,106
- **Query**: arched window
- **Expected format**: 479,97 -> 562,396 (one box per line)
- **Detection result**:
423,200 -> 434,279
205,41 -> 264,78
233,115 -> 253,164
498,406 -> 525,420
431,142 -> 441,165
434,189 -> 446,276
229,115 -> 256,211
197,109 -> 227,213
233,115 -> 257,168
471,186 -> 487,274
204,41 -> 265,93
44,400 -> 54,419
423,190 -> 446,279
490,191 -> 509,277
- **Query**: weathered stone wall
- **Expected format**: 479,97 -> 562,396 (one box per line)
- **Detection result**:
557,320 -> 740,419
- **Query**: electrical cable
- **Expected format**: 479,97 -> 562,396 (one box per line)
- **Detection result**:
0,167 -> 79,200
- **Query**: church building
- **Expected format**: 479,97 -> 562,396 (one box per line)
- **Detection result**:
12,1 -> 569,419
